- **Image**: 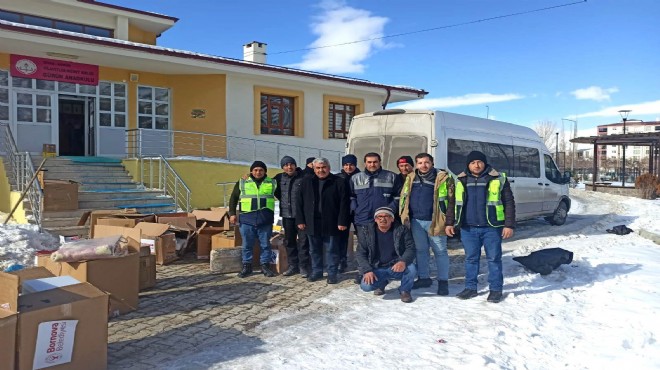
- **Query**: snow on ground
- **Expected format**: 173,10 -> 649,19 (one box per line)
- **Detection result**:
1,189 -> 659,369
0,214 -> 59,270
165,189 -> 660,370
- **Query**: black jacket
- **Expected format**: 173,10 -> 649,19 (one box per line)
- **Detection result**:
274,168 -> 304,219
355,221 -> 416,274
295,173 -> 350,237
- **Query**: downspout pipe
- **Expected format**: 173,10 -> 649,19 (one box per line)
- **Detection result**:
381,88 -> 391,110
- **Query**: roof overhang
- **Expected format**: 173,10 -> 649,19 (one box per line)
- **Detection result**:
68,0 -> 177,34
571,133 -> 660,146
0,21 -> 427,103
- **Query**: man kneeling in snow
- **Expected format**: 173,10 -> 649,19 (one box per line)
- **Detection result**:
356,207 -> 417,303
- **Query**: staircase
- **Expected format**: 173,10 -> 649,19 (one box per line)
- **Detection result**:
28,156 -> 177,237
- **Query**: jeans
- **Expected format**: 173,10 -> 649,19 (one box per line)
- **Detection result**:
282,217 -> 310,269
336,227 -> 350,263
410,218 -> 449,281
239,223 -> 273,264
307,235 -> 338,276
460,226 -> 503,291
360,264 -> 417,293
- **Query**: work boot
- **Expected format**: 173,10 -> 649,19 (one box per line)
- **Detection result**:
353,273 -> 363,284
412,278 -> 433,289
487,290 -> 503,303
327,274 -> 339,284
300,267 -> 309,279
260,264 -> 275,277
437,280 -> 449,296
400,291 -> 413,303
237,263 -> 252,278
282,266 -> 299,277
307,273 -> 323,282
456,288 -> 478,300
373,288 -> 385,296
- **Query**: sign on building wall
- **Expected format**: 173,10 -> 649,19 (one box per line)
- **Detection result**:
10,54 -> 99,86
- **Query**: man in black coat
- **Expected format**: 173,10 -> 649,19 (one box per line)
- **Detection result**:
296,158 -> 350,284
273,155 -> 310,277
335,154 -> 361,272
356,207 -> 417,303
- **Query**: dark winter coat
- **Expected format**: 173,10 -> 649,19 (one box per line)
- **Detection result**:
295,173 -> 350,237
355,221 -> 416,275
337,168 -> 361,222
274,168 -> 304,219
513,248 -> 573,275
350,168 -> 401,226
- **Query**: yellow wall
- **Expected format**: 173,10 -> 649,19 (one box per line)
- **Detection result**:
0,159 -> 27,223
0,53 -> 9,69
128,24 -> 158,45
122,158 -> 282,209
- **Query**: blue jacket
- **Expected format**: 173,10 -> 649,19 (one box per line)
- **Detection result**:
350,168 -> 400,226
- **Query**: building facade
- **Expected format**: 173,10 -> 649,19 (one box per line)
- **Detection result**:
0,0 -> 427,163
597,121 -> 660,161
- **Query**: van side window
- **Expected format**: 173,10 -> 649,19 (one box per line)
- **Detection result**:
544,154 -> 563,183
513,146 -> 540,178
447,139 -> 512,175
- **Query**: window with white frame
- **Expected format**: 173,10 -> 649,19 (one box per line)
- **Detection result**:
98,81 -> 127,127
0,70 -> 8,123
137,85 -> 170,130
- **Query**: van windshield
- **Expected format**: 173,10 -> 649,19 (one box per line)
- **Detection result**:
349,135 -> 426,172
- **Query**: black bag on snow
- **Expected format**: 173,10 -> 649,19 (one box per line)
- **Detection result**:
513,248 -> 574,275
606,225 -> 633,235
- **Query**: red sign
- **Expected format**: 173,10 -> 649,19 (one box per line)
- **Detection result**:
10,54 -> 99,86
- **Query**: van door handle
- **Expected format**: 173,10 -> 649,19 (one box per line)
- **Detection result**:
509,179 -> 515,183
545,183 -> 550,186
538,182 -> 543,186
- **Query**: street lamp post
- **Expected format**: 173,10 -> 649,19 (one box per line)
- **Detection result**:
562,117 -> 578,174
555,132 -> 559,168
618,109 -> 631,187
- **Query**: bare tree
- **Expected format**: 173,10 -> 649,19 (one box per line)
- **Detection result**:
534,120 -> 558,151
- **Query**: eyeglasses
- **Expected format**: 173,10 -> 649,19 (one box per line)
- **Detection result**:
375,215 -> 393,220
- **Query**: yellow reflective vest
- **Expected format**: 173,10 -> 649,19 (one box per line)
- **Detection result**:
454,173 -> 506,227
239,177 -> 275,213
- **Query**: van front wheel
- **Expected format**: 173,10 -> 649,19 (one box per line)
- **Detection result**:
547,202 -> 568,226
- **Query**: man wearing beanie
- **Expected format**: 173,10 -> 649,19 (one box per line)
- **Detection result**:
228,160 -> 277,278
303,157 -> 316,176
445,150 -> 516,303
350,152 -> 401,284
356,207 -> 416,303
336,154 -> 361,272
274,155 -> 310,277
399,153 -> 454,295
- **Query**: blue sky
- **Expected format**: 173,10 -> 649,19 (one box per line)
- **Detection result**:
107,0 -> 659,134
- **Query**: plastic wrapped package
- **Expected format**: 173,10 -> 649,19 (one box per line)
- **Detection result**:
50,235 -> 129,262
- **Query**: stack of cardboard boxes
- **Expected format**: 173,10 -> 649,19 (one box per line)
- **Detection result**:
0,267 -> 109,369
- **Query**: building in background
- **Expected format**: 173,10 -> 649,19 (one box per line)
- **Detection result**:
595,121 -> 660,180
0,0 -> 427,166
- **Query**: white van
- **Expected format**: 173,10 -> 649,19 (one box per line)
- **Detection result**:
346,109 -> 571,225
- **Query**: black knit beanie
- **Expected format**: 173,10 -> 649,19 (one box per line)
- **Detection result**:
280,156 -> 297,168
250,160 -> 267,172
465,151 -> 488,167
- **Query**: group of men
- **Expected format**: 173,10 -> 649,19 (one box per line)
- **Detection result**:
227,149 -> 515,304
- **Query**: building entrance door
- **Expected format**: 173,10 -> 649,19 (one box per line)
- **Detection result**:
58,98 -> 85,156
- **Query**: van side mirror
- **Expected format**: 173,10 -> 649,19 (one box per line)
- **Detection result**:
563,170 -> 572,184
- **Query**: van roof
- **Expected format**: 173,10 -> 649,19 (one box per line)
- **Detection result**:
355,109 -> 541,142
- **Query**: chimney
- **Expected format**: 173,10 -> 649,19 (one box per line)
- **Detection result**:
243,41 -> 267,64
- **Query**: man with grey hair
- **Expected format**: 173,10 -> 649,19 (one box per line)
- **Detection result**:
296,157 -> 350,284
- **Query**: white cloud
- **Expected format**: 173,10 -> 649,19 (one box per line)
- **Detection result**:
288,1 -> 389,74
570,86 -> 619,101
393,93 -> 524,110
577,100 -> 660,118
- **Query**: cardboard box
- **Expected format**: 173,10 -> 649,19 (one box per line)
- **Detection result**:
197,227 -> 226,260
85,209 -> 140,238
193,207 -> 231,230
209,248 -> 243,274
0,268 -> 109,370
96,214 -> 156,229
37,253 -> 139,317
211,228 -> 242,249
43,180 -> 78,211
135,222 -> 178,265
139,255 -> 156,290
0,308 -> 16,370
157,214 -> 197,231
270,234 -> 287,274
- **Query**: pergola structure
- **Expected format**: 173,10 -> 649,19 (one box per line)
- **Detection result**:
571,132 -> 660,190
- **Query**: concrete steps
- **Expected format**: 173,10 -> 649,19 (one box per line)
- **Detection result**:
21,156 -> 177,236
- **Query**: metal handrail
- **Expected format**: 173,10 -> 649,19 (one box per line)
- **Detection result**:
0,123 -> 43,230
125,128 -> 344,168
140,155 -> 191,212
